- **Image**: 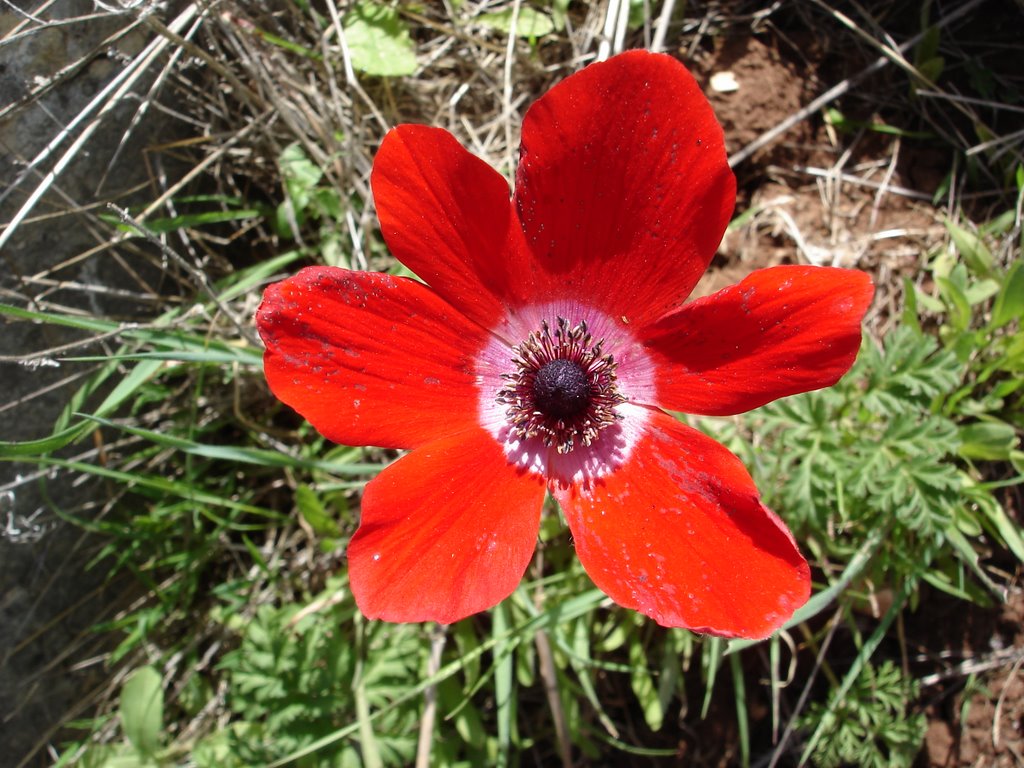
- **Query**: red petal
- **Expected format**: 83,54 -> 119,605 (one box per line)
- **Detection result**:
552,410 -> 809,637
257,266 -> 489,449
515,51 -> 735,326
643,266 -> 873,415
348,428 -> 546,623
371,125 -> 533,330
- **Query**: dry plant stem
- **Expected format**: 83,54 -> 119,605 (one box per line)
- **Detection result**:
0,4 -> 202,251
811,0 -> 994,136
533,551 -> 573,768
992,654 -> 1024,750
107,205 -> 259,347
0,15 -> 143,205
0,367 -> 98,416
536,630 -> 572,767
791,165 -> 933,201
650,0 -> 676,53
0,327 -> 140,363
1,0 -> 45,24
767,608 -> 843,768
502,0 -> 521,175
94,15 -> 202,195
597,0 -> 629,61
0,11 -> 143,123
414,624 -> 448,768
728,0 -> 985,168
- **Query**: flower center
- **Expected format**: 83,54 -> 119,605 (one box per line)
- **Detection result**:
533,359 -> 590,419
496,317 -> 625,454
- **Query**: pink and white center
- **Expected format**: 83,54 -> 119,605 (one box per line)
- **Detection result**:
476,301 -> 657,487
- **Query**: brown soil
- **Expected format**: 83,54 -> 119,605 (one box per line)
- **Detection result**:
688,34 -> 942,314
917,584 -> 1024,767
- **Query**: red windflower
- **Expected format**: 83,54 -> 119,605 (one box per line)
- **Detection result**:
257,51 -> 873,638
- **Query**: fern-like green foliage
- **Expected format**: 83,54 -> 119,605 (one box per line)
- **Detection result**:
798,660 -> 926,768
211,595 -> 421,767
746,326 -> 965,579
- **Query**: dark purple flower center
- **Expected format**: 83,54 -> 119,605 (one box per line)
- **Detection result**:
496,317 -> 625,454
533,359 -> 591,419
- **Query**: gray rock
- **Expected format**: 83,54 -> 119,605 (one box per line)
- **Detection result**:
1,3 -> 188,761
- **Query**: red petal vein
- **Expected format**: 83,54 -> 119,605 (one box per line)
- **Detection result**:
257,266 -> 488,449
553,409 -> 810,637
371,125 -> 534,330
643,265 -> 874,416
515,50 -> 736,326
348,427 -> 546,624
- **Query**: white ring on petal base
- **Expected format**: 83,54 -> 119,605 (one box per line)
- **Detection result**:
476,300 -> 657,489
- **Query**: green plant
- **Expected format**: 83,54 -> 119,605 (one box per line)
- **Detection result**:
210,588 -> 421,767
798,660 -> 926,768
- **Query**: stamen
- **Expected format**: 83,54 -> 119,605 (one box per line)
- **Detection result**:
496,316 -> 626,453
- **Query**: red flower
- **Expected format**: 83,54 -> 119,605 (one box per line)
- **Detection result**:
257,51 -> 873,638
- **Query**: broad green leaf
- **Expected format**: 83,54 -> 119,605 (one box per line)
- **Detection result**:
935,276 -> 971,331
992,259 -> 1024,327
295,485 -> 342,538
917,56 -> 944,84
979,494 -> 1024,563
913,284 -> 946,314
344,1 -> 417,77
74,743 -> 149,768
550,0 -> 571,30
963,278 -> 1000,306
478,7 -> 555,37
945,220 -> 995,277
121,666 -> 163,757
279,142 -> 323,212
958,420 -> 1018,461
901,277 -> 922,332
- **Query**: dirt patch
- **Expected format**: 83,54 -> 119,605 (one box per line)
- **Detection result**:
693,35 -> 820,168
919,584 -> 1024,767
691,32 -> 943,319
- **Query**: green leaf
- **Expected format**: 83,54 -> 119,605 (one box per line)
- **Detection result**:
963,278 -> 1000,306
121,666 -> 163,758
979,493 -> 1024,563
992,259 -> 1024,327
629,639 -> 663,731
944,524 -> 1004,597
344,1 -> 417,77
0,425 -> 88,458
295,485 -> 342,538
279,142 -> 323,213
936,275 -> 971,331
550,0 -> 571,30
917,55 -> 944,84
478,7 -> 555,37
958,420 -> 1018,461
945,220 -> 995,278
101,207 -> 263,237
